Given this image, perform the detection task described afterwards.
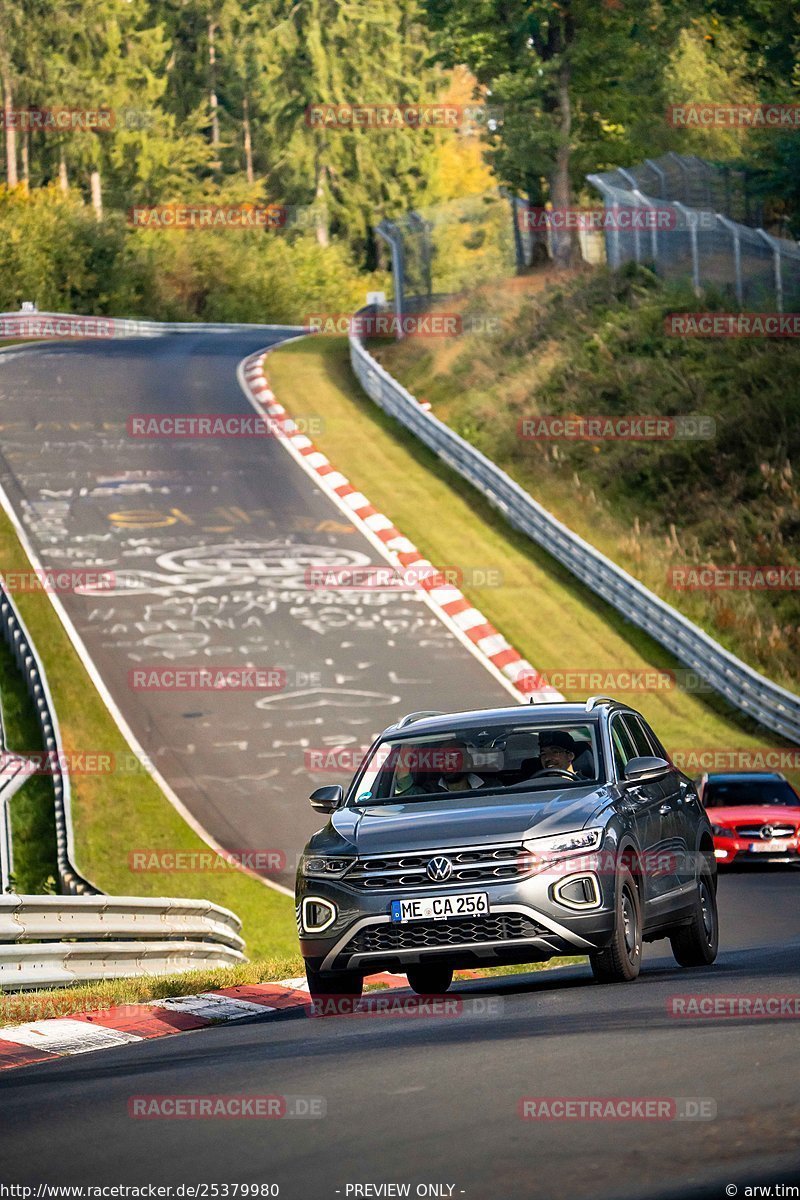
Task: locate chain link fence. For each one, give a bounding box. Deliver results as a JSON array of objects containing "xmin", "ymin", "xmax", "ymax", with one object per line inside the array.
[
  {"xmin": 587, "ymin": 153, "xmax": 800, "ymax": 311},
  {"xmin": 377, "ymin": 193, "xmax": 516, "ymax": 318}
]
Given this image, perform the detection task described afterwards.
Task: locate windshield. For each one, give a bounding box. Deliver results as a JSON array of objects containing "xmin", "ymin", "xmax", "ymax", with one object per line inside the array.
[
  {"xmin": 704, "ymin": 778, "xmax": 800, "ymax": 808},
  {"xmin": 350, "ymin": 722, "xmax": 603, "ymax": 804}
]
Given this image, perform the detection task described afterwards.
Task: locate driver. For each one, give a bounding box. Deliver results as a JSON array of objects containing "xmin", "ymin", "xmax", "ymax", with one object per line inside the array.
[
  {"xmin": 538, "ymin": 730, "xmax": 578, "ymax": 774},
  {"xmin": 517, "ymin": 730, "xmax": 580, "ymax": 782}
]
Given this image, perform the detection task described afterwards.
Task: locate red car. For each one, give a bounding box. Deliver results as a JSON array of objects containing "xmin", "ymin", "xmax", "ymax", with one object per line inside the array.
[{"xmin": 696, "ymin": 771, "xmax": 800, "ymax": 867}]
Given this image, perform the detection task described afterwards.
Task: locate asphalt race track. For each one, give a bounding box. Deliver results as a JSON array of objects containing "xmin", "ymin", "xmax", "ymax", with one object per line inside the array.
[
  {"xmin": 0, "ymin": 869, "xmax": 798, "ymax": 1197},
  {"xmin": 0, "ymin": 334, "xmax": 513, "ymax": 886},
  {"xmin": 0, "ymin": 336, "xmax": 798, "ymax": 1199}
]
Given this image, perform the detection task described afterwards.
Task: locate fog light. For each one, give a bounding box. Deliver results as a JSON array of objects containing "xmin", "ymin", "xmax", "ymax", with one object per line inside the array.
[
  {"xmin": 552, "ymin": 872, "xmax": 601, "ymax": 910},
  {"xmin": 301, "ymin": 897, "xmax": 337, "ymax": 933},
  {"xmin": 714, "ymin": 849, "xmax": 728, "ymax": 859}
]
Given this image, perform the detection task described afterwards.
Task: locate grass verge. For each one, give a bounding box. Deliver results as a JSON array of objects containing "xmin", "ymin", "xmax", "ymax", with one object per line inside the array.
[
  {"xmin": 0, "ymin": 956, "xmax": 584, "ymax": 1028},
  {"xmin": 0, "ymin": 504, "xmax": 297, "ymax": 961},
  {"xmin": 267, "ymin": 335, "xmax": 794, "ymax": 779},
  {"xmin": 375, "ymin": 266, "xmax": 800, "ymax": 690},
  {"xmin": 0, "ymin": 956, "xmax": 303, "ymax": 1025}
]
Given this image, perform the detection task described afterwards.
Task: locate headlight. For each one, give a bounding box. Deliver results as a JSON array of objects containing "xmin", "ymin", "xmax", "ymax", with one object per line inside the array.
[
  {"xmin": 523, "ymin": 828, "xmax": 603, "ymax": 858},
  {"xmin": 710, "ymin": 824, "xmax": 733, "ymax": 838},
  {"xmin": 300, "ymin": 855, "xmax": 354, "ymax": 879}
]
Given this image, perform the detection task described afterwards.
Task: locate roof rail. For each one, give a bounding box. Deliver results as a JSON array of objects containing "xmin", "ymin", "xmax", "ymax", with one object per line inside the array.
[
  {"xmin": 396, "ymin": 710, "xmax": 444, "ymax": 729},
  {"xmin": 584, "ymin": 695, "xmax": 617, "ymax": 712}
]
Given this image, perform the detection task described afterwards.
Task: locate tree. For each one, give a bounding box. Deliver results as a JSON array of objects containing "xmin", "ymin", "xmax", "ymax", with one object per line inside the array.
[
  {"xmin": 423, "ymin": 0, "xmax": 690, "ymax": 264},
  {"xmin": 245, "ymin": 0, "xmax": 443, "ymax": 263}
]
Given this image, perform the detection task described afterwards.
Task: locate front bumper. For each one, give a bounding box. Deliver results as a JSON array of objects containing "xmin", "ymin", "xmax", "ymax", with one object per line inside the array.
[
  {"xmin": 714, "ymin": 839, "xmax": 800, "ymax": 866},
  {"xmin": 297, "ymin": 861, "xmax": 617, "ymax": 975}
]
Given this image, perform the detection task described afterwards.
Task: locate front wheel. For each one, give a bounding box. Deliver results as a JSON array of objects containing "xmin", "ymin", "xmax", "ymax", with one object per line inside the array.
[
  {"xmin": 590, "ymin": 865, "xmax": 642, "ymax": 984},
  {"xmin": 406, "ymin": 965, "xmax": 454, "ymax": 995},
  {"xmin": 669, "ymin": 860, "xmax": 719, "ymax": 967},
  {"xmin": 305, "ymin": 964, "xmax": 363, "ymax": 1000}
]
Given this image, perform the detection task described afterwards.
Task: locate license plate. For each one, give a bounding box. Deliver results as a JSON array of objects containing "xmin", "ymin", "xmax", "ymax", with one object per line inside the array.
[
  {"xmin": 390, "ymin": 892, "xmax": 489, "ymax": 923},
  {"xmin": 749, "ymin": 840, "xmax": 790, "ymax": 853}
]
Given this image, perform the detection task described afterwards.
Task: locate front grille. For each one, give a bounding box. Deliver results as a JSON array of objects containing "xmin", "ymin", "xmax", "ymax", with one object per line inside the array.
[
  {"xmin": 346, "ymin": 844, "xmax": 530, "ymax": 891},
  {"xmin": 347, "ymin": 913, "xmax": 545, "ymax": 955},
  {"xmin": 734, "ymin": 824, "xmax": 797, "ymax": 839}
]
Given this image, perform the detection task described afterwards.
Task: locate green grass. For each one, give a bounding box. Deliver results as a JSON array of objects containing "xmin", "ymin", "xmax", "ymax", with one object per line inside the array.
[
  {"xmin": 375, "ymin": 265, "xmax": 800, "ymax": 691},
  {"xmin": 267, "ymin": 335, "xmax": 795, "ymax": 779},
  {"xmin": 0, "ymin": 955, "xmax": 584, "ymax": 1028},
  {"xmin": 0, "ymin": 956, "xmax": 304, "ymax": 1025},
  {"xmin": 0, "ymin": 635, "xmax": 58, "ymax": 893},
  {"xmin": 0, "ymin": 507, "xmax": 297, "ymax": 960}
]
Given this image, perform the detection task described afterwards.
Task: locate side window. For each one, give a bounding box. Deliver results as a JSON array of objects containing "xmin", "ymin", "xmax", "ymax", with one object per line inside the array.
[
  {"xmin": 621, "ymin": 714, "xmax": 654, "ymax": 759},
  {"xmin": 637, "ymin": 717, "xmax": 669, "ymax": 761},
  {"xmin": 610, "ymin": 716, "xmax": 638, "ymax": 777}
]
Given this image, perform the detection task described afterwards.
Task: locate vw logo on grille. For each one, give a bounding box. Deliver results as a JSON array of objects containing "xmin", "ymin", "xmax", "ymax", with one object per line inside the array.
[
  {"xmin": 426, "ymin": 855, "xmax": 453, "ymax": 882},
  {"xmin": 761, "ymin": 825, "xmax": 774, "ymax": 840}
]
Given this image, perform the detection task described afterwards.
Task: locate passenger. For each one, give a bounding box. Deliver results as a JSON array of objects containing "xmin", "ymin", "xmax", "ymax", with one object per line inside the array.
[{"xmin": 396, "ymin": 739, "xmax": 484, "ymax": 795}]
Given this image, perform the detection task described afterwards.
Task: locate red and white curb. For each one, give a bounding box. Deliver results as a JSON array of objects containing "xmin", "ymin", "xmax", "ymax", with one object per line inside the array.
[
  {"xmin": 239, "ymin": 352, "xmax": 564, "ymax": 703},
  {"xmin": 0, "ymin": 973, "xmax": 410, "ymax": 1071}
]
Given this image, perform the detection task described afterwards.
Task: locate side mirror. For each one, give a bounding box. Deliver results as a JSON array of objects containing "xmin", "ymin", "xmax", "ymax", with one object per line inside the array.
[
  {"xmin": 624, "ymin": 755, "xmax": 670, "ymax": 783},
  {"xmin": 309, "ymin": 784, "xmax": 344, "ymax": 813}
]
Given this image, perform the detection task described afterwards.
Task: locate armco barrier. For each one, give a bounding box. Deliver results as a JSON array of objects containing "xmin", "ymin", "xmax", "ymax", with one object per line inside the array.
[
  {"xmin": 348, "ymin": 310, "xmax": 800, "ymax": 745},
  {"xmin": 0, "ymin": 311, "xmax": 307, "ymax": 338},
  {"xmin": 0, "ymin": 579, "xmax": 96, "ymax": 895},
  {"xmin": 0, "ymin": 895, "xmax": 245, "ymax": 989}
]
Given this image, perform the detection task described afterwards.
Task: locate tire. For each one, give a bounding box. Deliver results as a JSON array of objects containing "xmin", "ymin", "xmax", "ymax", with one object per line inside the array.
[
  {"xmin": 305, "ymin": 963, "xmax": 363, "ymax": 1000},
  {"xmin": 669, "ymin": 859, "xmax": 719, "ymax": 967},
  {"xmin": 590, "ymin": 864, "xmax": 642, "ymax": 983},
  {"xmin": 405, "ymin": 965, "xmax": 454, "ymax": 995}
]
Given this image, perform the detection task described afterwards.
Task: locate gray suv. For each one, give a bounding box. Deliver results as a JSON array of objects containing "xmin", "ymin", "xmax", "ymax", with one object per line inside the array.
[{"xmin": 296, "ymin": 698, "xmax": 719, "ymax": 998}]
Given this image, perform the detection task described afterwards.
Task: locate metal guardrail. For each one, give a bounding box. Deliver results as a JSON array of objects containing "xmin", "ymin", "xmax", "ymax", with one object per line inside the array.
[
  {"xmin": 0, "ymin": 311, "xmax": 307, "ymax": 338},
  {"xmin": 348, "ymin": 312, "xmax": 800, "ymax": 745},
  {"xmin": 0, "ymin": 895, "xmax": 245, "ymax": 989},
  {"xmin": 0, "ymin": 579, "xmax": 96, "ymax": 895},
  {"xmin": 0, "ymin": 755, "xmax": 31, "ymax": 894}
]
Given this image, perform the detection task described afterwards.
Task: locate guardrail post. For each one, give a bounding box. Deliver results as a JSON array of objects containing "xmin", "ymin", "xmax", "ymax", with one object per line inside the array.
[
  {"xmin": 376, "ymin": 220, "xmax": 406, "ymax": 339},
  {"xmin": 715, "ymin": 214, "xmax": 744, "ymax": 306},
  {"xmin": 755, "ymin": 228, "xmax": 784, "ymax": 313},
  {"xmin": 673, "ymin": 203, "xmax": 701, "ymax": 295}
]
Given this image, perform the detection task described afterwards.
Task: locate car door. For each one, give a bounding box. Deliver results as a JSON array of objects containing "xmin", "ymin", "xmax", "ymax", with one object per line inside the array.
[
  {"xmin": 609, "ymin": 713, "xmax": 669, "ymax": 905},
  {"xmin": 623, "ymin": 713, "xmax": 685, "ymax": 894},
  {"xmin": 636, "ymin": 714, "xmax": 696, "ymax": 890}
]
